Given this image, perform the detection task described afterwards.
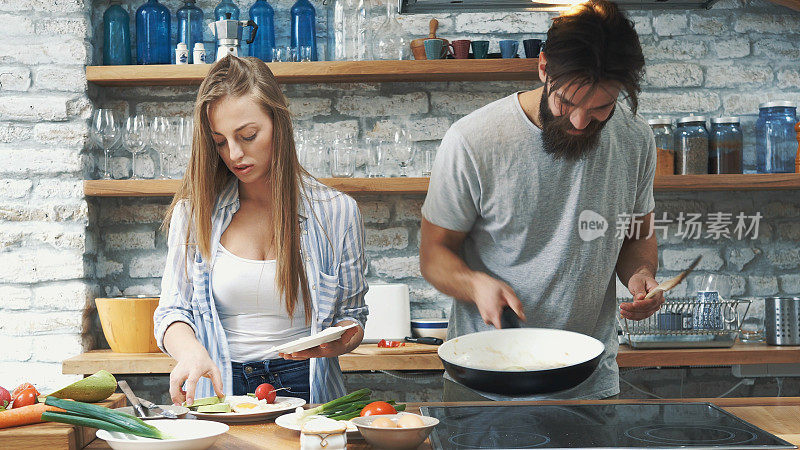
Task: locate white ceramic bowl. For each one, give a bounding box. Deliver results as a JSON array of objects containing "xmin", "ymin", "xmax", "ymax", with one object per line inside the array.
[
  {"xmin": 410, "ymin": 319, "xmax": 448, "ymax": 341},
  {"xmin": 96, "ymin": 419, "xmax": 228, "ymax": 450},
  {"xmin": 350, "ymin": 413, "xmax": 439, "ymax": 450}
]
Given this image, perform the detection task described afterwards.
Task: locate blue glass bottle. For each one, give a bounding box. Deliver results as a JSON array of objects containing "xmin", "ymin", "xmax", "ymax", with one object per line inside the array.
[
  {"xmin": 291, "ymin": 0, "xmax": 318, "ymax": 61},
  {"xmin": 103, "ymin": 1, "xmax": 132, "ymax": 65},
  {"xmin": 756, "ymin": 101, "xmax": 798, "ymax": 173},
  {"xmin": 177, "ymin": 0, "xmax": 203, "ymax": 64},
  {"xmin": 136, "ymin": 0, "xmax": 171, "ymax": 65},
  {"xmin": 215, "ymin": 0, "xmax": 240, "ymax": 20},
  {"xmin": 249, "ymin": 0, "xmax": 275, "ymax": 61}
]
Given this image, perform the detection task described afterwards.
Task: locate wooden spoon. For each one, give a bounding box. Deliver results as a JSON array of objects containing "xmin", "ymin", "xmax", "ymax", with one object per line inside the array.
[{"xmin": 643, "ymin": 255, "xmax": 702, "ymax": 300}]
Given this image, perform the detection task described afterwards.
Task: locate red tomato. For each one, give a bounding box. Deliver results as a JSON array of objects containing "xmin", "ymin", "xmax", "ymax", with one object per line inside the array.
[
  {"xmin": 255, "ymin": 383, "xmax": 277, "ymax": 404},
  {"xmin": 12, "ymin": 388, "xmax": 38, "ymax": 409},
  {"xmin": 377, "ymin": 339, "xmax": 405, "ymax": 348},
  {"xmin": 0, "ymin": 386, "xmax": 10, "ymax": 409},
  {"xmin": 360, "ymin": 401, "xmax": 397, "ymax": 417},
  {"xmin": 12, "ymin": 383, "xmax": 39, "ymax": 398}
]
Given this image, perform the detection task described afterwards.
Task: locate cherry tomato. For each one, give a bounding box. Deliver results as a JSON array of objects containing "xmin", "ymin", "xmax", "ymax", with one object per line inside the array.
[
  {"xmin": 12, "ymin": 383, "xmax": 39, "ymax": 398},
  {"xmin": 377, "ymin": 339, "xmax": 405, "ymax": 348},
  {"xmin": 0, "ymin": 386, "xmax": 10, "ymax": 409},
  {"xmin": 360, "ymin": 401, "xmax": 397, "ymax": 417},
  {"xmin": 255, "ymin": 383, "xmax": 277, "ymax": 404},
  {"xmin": 12, "ymin": 388, "xmax": 38, "ymax": 409}
]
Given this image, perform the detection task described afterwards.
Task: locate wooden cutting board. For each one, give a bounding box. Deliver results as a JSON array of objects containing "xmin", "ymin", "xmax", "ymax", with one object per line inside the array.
[
  {"xmin": 351, "ymin": 343, "xmax": 439, "ymax": 355},
  {"xmin": 0, "ymin": 393, "xmax": 125, "ymax": 449}
]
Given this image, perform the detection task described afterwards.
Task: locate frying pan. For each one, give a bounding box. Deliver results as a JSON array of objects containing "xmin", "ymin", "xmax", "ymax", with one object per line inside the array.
[{"xmin": 438, "ymin": 328, "xmax": 605, "ymax": 396}]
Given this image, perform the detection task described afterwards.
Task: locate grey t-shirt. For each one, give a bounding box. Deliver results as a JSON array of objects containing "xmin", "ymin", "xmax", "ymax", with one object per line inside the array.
[{"xmin": 421, "ymin": 92, "xmax": 656, "ymax": 400}]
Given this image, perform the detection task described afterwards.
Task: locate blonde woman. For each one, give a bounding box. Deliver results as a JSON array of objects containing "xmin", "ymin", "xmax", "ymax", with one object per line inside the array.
[{"xmin": 154, "ymin": 56, "xmax": 368, "ymax": 406}]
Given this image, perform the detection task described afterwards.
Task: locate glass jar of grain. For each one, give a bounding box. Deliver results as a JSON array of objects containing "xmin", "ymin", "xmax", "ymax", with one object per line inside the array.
[
  {"xmin": 674, "ymin": 115, "xmax": 709, "ymax": 174},
  {"xmin": 709, "ymin": 117, "xmax": 743, "ymax": 174},
  {"xmin": 648, "ymin": 117, "xmax": 675, "ymax": 175}
]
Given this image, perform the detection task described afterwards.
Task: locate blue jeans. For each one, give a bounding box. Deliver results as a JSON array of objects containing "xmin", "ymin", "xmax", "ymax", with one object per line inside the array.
[{"xmin": 231, "ymin": 358, "xmax": 310, "ymax": 403}]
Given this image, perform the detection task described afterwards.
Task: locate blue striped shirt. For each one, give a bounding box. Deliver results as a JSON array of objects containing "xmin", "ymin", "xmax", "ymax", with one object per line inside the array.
[{"xmin": 154, "ymin": 176, "xmax": 369, "ymax": 403}]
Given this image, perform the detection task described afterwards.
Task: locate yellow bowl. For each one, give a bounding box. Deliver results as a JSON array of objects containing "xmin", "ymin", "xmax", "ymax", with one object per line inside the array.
[{"xmin": 95, "ymin": 297, "xmax": 160, "ymax": 353}]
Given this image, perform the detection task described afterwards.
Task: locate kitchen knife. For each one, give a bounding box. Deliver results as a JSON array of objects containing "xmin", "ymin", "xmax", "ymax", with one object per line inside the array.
[
  {"xmin": 117, "ymin": 380, "xmax": 148, "ymax": 419},
  {"xmin": 138, "ymin": 397, "xmax": 178, "ymax": 419},
  {"xmin": 405, "ymin": 336, "xmax": 443, "ymax": 345}
]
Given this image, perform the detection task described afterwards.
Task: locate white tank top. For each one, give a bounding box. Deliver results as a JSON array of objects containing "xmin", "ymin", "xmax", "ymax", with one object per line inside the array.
[{"xmin": 212, "ymin": 244, "xmax": 310, "ymax": 363}]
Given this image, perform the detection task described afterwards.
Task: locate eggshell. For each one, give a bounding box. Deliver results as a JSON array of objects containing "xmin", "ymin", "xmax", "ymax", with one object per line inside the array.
[{"xmin": 396, "ymin": 414, "xmax": 425, "ymax": 428}]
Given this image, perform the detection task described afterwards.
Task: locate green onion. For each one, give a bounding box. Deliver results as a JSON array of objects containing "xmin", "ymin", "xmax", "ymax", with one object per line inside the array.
[
  {"xmin": 44, "ymin": 397, "xmax": 168, "ymax": 439},
  {"xmin": 299, "ymin": 389, "xmax": 371, "ymax": 420}
]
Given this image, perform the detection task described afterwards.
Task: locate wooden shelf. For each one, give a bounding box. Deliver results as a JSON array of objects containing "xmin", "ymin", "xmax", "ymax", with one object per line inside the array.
[
  {"xmin": 62, "ymin": 342, "xmax": 800, "ymax": 375},
  {"xmin": 83, "ymin": 178, "xmax": 430, "ymax": 197},
  {"xmin": 84, "ymin": 174, "xmax": 800, "ymax": 197},
  {"xmin": 86, "ymin": 59, "xmax": 540, "ymax": 86}
]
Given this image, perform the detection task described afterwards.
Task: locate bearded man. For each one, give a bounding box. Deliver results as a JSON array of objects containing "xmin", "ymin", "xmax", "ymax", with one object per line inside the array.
[{"xmin": 420, "ymin": 0, "xmax": 665, "ymax": 401}]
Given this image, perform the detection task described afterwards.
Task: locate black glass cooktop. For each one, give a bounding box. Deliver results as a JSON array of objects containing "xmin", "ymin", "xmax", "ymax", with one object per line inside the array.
[{"xmin": 419, "ymin": 403, "xmax": 795, "ymax": 449}]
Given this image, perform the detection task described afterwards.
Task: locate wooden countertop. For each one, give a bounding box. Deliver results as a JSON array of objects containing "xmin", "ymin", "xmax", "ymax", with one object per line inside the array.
[
  {"xmin": 85, "ymin": 397, "xmax": 800, "ymax": 449},
  {"xmin": 63, "ymin": 342, "xmax": 800, "ymax": 375}
]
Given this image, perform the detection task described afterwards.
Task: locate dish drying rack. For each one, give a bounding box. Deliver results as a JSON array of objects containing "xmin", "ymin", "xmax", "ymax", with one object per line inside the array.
[{"xmin": 618, "ymin": 297, "xmax": 751, "ymax": 349}]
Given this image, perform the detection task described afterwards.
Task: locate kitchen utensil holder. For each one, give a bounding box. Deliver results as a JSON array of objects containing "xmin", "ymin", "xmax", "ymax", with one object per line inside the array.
[
  {"xmin": 618, "ymin": 297, "xmax": 750, "ymax": 349},
  {"xmin": 765, "ymin": 296, "xmax": 800, "ymax": 346}
]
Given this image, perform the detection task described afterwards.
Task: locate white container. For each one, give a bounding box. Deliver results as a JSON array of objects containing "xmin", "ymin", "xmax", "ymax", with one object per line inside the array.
[
  {"xmin": 301, "ymin": 418, "xmax": 347, "ymax": 450},
  {"xmin": 175, "ymin": 42, "xmax": 189, "ymax": 65},
  {"xmin": 362, "ymin": 283, "xmax": 411, "ymax": 343},
  {"xmin": 193, "ymin": 42, "xmax": 207, "ymax": 64},
  {"xmin": 411, "ymin": 318, "xmax": 448, "ymax": 341}
]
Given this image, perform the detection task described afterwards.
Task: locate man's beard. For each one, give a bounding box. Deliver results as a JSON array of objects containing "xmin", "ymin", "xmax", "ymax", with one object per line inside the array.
[{"xmin": 539, "ymin": 86, "xmax": 614, "ymax": 161}]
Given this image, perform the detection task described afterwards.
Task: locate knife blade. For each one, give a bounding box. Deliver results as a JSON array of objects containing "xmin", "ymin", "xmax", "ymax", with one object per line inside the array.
[
  {"xmin": 117, "ymin": 380, "xmax": 148, "ymax": 419},
  {"xmin": 138, "ymin": 397, "xmax": 178, "ymax": 419}
]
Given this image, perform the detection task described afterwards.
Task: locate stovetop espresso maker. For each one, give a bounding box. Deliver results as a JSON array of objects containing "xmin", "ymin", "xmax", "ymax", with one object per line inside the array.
[{"xmin": 208, "ymin": 13, "xmax": 258, "ymax": 62}]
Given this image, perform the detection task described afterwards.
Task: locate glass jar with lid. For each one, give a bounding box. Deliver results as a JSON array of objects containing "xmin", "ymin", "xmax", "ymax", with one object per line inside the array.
[
  {"xmin": 755, "ymin": 101, "xmax": 797, "ymax": 174},
  {"xmin": 674, "ymin": 115, "xmax": 709, "ymax": 175},
  {"xmin": 648, "ymin": 117, "xmax": 675, "ymax": 175},
  {"xmin": 709, "ymin": 117, "xmax": 743, "ymax": 174}
]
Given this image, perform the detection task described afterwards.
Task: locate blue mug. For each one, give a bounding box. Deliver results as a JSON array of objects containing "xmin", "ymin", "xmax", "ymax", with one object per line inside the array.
[
  {"xmin": 499, "ymin": 40, "xmax": 519, "ymax": 59},
  {"xmin": 693, "ymin": 291, "xmax": 723, "ymax": 330}
]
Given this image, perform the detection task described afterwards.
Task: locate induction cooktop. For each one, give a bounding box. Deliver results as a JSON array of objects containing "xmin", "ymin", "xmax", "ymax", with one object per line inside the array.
[{"xmin": 419, "ymin": 403, "xmax": 795, "ymax": 449}]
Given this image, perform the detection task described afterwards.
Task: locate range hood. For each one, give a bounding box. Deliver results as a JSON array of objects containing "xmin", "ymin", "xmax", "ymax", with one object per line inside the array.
[{"xmin": 399, "ymin": 0, "xmax": 720, "ymax": 13}]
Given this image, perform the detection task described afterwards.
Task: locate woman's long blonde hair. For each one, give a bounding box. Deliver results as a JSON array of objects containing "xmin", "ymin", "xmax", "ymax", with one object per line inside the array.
[{"xmin": 163, "ymin": 55, "xmax": 312, "ymax": 323}]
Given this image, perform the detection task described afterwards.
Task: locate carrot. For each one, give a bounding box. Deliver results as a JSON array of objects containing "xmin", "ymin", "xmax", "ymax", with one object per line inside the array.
[{"xmin": 0, "ymin": 403, "xmax": 63, "ymax": 429}]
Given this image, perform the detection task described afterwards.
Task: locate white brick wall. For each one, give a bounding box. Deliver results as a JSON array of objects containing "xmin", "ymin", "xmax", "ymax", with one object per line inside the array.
[{"xmin": 0, "ymin": 1, "xmax": 90, "ymax": 392}]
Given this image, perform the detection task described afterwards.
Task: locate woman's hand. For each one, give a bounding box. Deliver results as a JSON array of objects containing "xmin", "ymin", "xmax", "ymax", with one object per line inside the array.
[
  {"xmin": 280, "ymin": 322, "xmax": 363, "ymax": 360},
  {"xmin": 164, "ymin": 322, "xmax": 225, "ymax": 406}
]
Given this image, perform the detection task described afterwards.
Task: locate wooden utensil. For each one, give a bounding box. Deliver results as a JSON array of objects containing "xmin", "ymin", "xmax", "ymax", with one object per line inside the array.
[
  {"xmin": 643, "ymin": 255, "xmax": 702, "ymax": 300},
  {"xmin": 410, "ymin": 18, "xmax": 449, "ymax": 60}
]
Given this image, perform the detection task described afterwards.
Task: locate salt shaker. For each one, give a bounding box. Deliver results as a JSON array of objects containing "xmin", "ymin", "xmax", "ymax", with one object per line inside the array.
[
  {"xmin": 175, "ymin": 42, "xmax": 189, "ymax": 65},
  {"xmin": 193, "ymin": 42, "xmax": 207, "ymax": 64},
  {"xmin": 300, "ymin": 418, "xmax": 347, "ymax": 450}
]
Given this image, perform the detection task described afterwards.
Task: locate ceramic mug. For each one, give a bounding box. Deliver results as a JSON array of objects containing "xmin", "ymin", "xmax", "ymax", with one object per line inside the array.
[
  {"xmin": 523, "ymin": 39, "xmax": 542, "ymax": 58},
  {"xmin": 471, "ymin": 40, "xmax": 489, "ymax": 59},
  {"xmin": 423, "ymin": 38, "xmax": 452, "ymax": 60},
  {"xmin": 452, "ymin": 39, "xmax": 471, "ymax": 59},
  {"xmin": 499, "ymin": 40, "xmax": 519, "ymax": 59}
]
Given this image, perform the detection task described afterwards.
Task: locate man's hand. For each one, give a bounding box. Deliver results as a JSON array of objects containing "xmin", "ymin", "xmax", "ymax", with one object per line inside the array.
[
  {"xmin": 471, "ymin": 272, "xmax": 526, "ymax": 329},
  {"xmin": 620, "ymin": 270, "xmax": 665, "ymax": 320},
  {"xmin": 280, "ymin": 325, "xmax": 360, "ymax": 360}
]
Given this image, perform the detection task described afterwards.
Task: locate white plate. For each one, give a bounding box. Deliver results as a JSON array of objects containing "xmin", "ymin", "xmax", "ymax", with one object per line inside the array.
[
  {"xmin": 275, "ymin": 411, "xmax": 360, "ymax": 434},
  {"xmin": 190, "ymin": 396, "xmax": 306, "ymax": 423},
  {"xmin": 115, "ymin": 405, "xmax": 189, "ymax": 420},
  {"xmin": 267, "ymin": 323, "xmax": 358, "ymax": 354},
  {"xmin": 96, "ymin": 419, "xmax": 228, "ymax": 450}
]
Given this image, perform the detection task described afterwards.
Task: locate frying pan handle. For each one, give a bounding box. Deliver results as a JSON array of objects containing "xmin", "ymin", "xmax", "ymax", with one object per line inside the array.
[{"xmin": 500, "ymin": 307, "xmax": 521, "ymax": 329}]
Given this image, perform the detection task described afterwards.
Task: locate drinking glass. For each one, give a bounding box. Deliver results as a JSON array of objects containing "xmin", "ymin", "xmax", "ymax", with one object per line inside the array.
[
  {"xmin": 150, "ymin": 116, "xmax": 171, "ymax": 179},
  {"xmin": 694, "ymin": 273, "xmax": 732, "ymax": 300},
  {"xmin": 422, "ymin": 148, "xmax": 435, "ymax": 177},
  {"xmin": 392, "ymin": 128, "xmax": 415, "ymax": 177},
  {"xmin": 331, "ymin": 134, "xmax": 355, "ymax": 177},
  {"xmin": 365, "ymin": 137, "xmax": 383, "ymax": 178},
  {"xmin": 123, "ymin": 114, "xmax": 149, "ymax": 179},
  {"xmin": 178, "ymin": 116, "xmax": 194, "ymax": 175},
  {"xmin": 91, "ymin": 108, "xmax": 120, "ymax": 180},
  {"xmin": 165, "ymin": 117, "xmax": 182, "ymax": 178},
  {"xmin": 272, "ymin": 46, "xmax": 285, "ymax": 62},
  {"xmin": 299, "ymin": 45, "xmax": 312, "ymax": 62}
]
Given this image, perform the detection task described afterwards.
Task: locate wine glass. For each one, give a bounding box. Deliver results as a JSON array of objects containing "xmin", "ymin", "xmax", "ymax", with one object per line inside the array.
[
  {"xmin": 150, "ymin": 116, "xmax": 171, "ymax": 179},
  {"xmin": 91, "ymin": 108, "xmax": 119, "ymax": 180},
  {"xmin": 392, "ymin": 128, "xmax": 416, "ymax": 177},
  {"xmin": 123, "ymin": 114, "xmax": 149, "ymax": 179},
  {"xmin": 165, "ymin": 117, "xmax": 182, "ymax": 178},
  {"xmin": 365, "ymin": 136, "xmax": 383, "ymax": 178},
  {"xmin": 178, "ymin": 116, "xmax": 194, "ymax": 176}
]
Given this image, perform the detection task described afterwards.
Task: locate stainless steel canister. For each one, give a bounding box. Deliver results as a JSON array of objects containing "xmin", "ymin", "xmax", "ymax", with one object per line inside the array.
[{"xmin": 764, "ymin": 296, "xmax": 800, "ymax": 346}]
